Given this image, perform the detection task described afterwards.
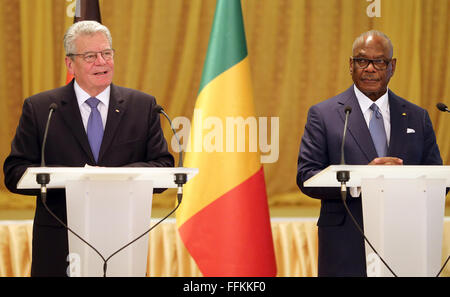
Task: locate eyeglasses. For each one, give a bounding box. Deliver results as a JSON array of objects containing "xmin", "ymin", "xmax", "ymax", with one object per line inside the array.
[
  {"xmin": 67, "ymin": 49, "xmax": 115, "ymax": 63},
  {"xmin": 352, "ymin": 57, "xmax": 392, "ymax": 70}
]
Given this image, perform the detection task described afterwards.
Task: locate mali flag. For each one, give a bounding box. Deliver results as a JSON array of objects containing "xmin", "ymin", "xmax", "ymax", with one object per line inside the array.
[
  {"xmin": 65, "ymin": 0, "xmax": 102, "ymax": 84},
  {"xmin": 176, "ymin": 0, "xmax": 277, "ymax": 277}
]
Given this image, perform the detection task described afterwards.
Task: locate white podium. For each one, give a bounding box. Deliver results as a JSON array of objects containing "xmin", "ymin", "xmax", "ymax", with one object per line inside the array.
[
  {"xmin": 17, "ymin": 166, "xmax": 198, "ymax": 277},
  {"xmin": 304, "ymin": 165, "xmax": 450, "ymax": 277}
]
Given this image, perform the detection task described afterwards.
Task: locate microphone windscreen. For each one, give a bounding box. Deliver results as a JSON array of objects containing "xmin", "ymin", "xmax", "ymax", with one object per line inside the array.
[
  {"xmin": 49, "ymin": 103, "xmax": 58, "ymax": 111},
  {"xmin": 155, "ymin": 104, "xmax": 164, "ymax": 113},
  {"xmin": 344, "ymin": 106, "xmax": 352, "ymax": 114},
  {"xmin": 436, "ymin": 102, "xmax": 448, "ymax": 112}
]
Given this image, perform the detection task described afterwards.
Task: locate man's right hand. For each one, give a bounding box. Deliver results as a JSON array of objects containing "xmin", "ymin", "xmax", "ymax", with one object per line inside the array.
[{"xmin": 369, "ymin": 157, "xmax": 403, "ymax": 165}]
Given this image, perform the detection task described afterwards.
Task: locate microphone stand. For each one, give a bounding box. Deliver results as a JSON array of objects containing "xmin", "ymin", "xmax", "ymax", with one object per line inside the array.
[
  {"xmin": 336, "ymin": 106, "xmax": 351, "ymax": 195},
  {"xmin": 36, "ymin": 104, "xmax": 57, "ymax": 203},
  {"xmin": 36, "ymin": 103, "xmax": 187, "ymax": 277},
  {"xmin": 101, "ymin": 105, "xmax": 188, "ymax": 276},
  {"xmin": 36, "ymin": 103, "xmax": 109, "ymax": 276},
  {"xmin": 156, "ymin": 105, "xmax": 187, "ymax": 203},
  {"xmin": 336, "ymin": 106, "xmax": 397, "ymax": 277}
]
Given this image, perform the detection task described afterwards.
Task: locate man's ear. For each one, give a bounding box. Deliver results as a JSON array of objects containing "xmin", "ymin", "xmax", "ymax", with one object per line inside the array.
[
  {"xmin": 390, "ymin": 58, "xmax": 397, "ymax": 77},
  {"xmin": 349, "ymin": 57, "xmax": 354, "ymax": 75},
  {"xmin": 65, "ymin": 56, "xmax": 75, "ymax": 75}
]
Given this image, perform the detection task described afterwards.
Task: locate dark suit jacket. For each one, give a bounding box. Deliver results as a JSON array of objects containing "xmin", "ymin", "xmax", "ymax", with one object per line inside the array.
[
  {"xmin": 296, "ymin": 85, "xmax": 443, "ymax": 276},
  {"xmin": 3, "ymin": 80, "xmax": 174, "ymax": 276}
]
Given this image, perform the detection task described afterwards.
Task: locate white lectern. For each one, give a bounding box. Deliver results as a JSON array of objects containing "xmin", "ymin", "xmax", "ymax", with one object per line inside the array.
[
  {"xmin": 304, "ymin": 165, "xmax": 450, "ymax": 277},
  {"xmin": 17, "ymin": 166, "xmax": 198, "ymax": 277}
]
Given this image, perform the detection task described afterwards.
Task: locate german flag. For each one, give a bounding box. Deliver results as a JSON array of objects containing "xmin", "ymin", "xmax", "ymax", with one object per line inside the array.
[
  {"xmin": 176, "ymin": 0, "xmax": 277, "ymax": 277},
  {"xmin": 65, "ymin": 0, "xmax": 102, "ymax": 84}
]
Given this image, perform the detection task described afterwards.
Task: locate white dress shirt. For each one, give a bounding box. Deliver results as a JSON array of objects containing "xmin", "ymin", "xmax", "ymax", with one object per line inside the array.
[
  {"xmin": 74, "ymin": 80, "xmax": 110, "ymax": 131},
  {"xmin": 350, "ymin": 85, "xmax": 391, "ymax": 198},
  {"xmin": 353, "ymin": 84, "xmax": 391, "ymax": 144}
]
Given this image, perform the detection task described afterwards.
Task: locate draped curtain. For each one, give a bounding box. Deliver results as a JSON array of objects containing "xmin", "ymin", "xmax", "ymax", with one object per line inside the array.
[
  {"xmin": 1, "ymin": 219, "xmax": 450, "ymax": 277},
  {"xmin": 0, "ymin": 220, "xmax": 320, "ymax": 277},
  {"xmin": 0, "ymin": 0, "xmax": 449, "ymax": 211}
]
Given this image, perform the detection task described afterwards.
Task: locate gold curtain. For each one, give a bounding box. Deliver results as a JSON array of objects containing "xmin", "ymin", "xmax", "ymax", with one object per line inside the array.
[
  {"xmin": 0, "ymin": 0, "xmax": 449, "ymax": 211},
  {"xmin": 0, "ymin": 220, "xmax": 319, "ymax": 277},
  {"xmin": 1, "ymin": 219, "xmax": 450, "ymax": 277}
]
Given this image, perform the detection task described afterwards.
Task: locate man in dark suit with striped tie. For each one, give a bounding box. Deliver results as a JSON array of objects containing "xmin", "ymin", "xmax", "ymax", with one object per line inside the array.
[
  {"xmin": 296, "ymin": 30, "xmax": 443, "ymax": 276},
  {"xmin": 3, "ymin": 21, "xmax": 174, "ymax": 276}
]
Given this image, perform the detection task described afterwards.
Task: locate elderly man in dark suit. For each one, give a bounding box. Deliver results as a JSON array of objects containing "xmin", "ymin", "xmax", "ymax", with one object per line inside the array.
[
  {"xmin": 3, "ymin": 21, "xmax": 174, "ymax": 276},
  {"xmin": 296, "ymin": 30, "xmax": 443, "ymax": 276}
]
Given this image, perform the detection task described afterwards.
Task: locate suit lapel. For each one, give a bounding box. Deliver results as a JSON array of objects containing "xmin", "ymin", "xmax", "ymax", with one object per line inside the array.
[
  {"xmin": 98, "ymin": 83, "xmax": 126, "ymax": 163},
  {"xmin": 58, "ymin": 81, "xmax": 94, "ymax": 162},
  {"xmin": 337, "ymin": 86, "xmax": 378, "ymax": 163},
  {"xmin": 386, "ymin": 90, "xmax": 408, "ymax": 157}
]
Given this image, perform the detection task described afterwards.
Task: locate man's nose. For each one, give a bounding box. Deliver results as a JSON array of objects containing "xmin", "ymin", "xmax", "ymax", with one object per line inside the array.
[
  {"xmin": 364, "ymin": 61, "xmax": 377, "ymax": 72},
  {"xmin": 94, "ymin": 52, "xmax": 107, "ymax": 65}
]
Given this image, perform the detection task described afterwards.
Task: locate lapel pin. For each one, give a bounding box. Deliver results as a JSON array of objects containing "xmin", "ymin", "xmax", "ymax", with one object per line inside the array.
[
  {"xmin": 115, "ymin": 109, "xmax": 120, "ymax": 113},
  {"xmin": 402, "ymin": 113, "xmax": 406, "ymax": 116}
]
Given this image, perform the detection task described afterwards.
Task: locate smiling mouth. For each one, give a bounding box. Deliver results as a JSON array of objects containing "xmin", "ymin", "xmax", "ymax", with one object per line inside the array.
[{"xmin": 93, "ymin": 71, "xmax": 108, "ymax": 76}]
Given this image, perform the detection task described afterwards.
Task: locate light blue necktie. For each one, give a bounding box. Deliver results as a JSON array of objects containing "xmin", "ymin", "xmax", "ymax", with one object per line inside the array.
[
  {"xmin": 86, "ymin": 97, "xmax": 104, "ymax": 162},
  {"xmin": 369, "ymin": 103, "xmax": 388, "ymax": 157}
]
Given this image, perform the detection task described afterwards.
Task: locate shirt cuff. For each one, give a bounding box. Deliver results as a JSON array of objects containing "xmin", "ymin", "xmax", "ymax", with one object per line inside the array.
[{"xmin": 349, "ymin": 186, "xmax": 361, "ymax": 198}]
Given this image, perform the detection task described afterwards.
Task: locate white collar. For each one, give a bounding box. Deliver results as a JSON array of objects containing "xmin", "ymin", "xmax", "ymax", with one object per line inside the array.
[
  {"xmin": 353, "ymin": 84, "xmax": 389, "ymax": 114},
  {"xmin": 74, "ymin": 80, "xmax": 110, "ymax": 107}
]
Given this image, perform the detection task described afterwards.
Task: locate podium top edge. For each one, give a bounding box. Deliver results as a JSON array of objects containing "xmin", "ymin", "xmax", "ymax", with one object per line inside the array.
[
  {"xmin": 328, "ymin": 165, "xmax": 450, "ymax": 170},
  {"xmin": 304, "ymin": 165, "xmax": 450, "ymax": 187},
  {"xmin": 17, "ymin": 167, "xmax": 199, "ymax": 189},
  {"xmin": 24, "ymin": 166, "xmax": 198, "ymax": 173}
]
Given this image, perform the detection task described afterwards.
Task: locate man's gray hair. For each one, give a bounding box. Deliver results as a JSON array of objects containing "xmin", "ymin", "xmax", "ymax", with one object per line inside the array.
[
  {"xmin": 64, "ymin": 20, "xmax": 112, "ymax": 55},
  {"xmin": 352, "ymin": 30, "xmax": 394, "ymax": 58}
]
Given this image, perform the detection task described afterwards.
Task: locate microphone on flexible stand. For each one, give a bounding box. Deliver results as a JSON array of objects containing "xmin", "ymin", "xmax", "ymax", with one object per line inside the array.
[
  {"xmin": 336, "ymin": 105, "xmax": 397, "ymax": 277},
  {"xmin": 34, "ymin": 103, "xmax": 189, "ymax": 277},
  {"xmin": 434, "ymin": 102, "xmax": 450, "ymax": 276},
  {"xmin": 336, "ymin": 106, "xmax": 352, "ymax": 193},
  {"xmin": 436, "ymin": 102, "xmax": 449, "ymax": 113},
  {"xmin": 64, "ymin": 104, "xmax": 189, "ymax": 276},
  {"xmin": 155, "ymin": 104, "xmax": 187, "ymax": 203},
  {"xmin": 35, "ymin": 103, "xmax": 108, "ymax": 276},
  {"xmin": 99, "ymin": 105, "xmax": 189, "ymax": 277},
  {"xmin": 36, "ymin": 103, "xmax": 58, "ymax": 204}
]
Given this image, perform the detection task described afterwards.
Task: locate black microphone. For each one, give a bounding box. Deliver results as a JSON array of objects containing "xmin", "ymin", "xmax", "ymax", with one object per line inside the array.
[
  {"xmin": 34, "ymin": 103, "xmax": 110, "ymax": 276},
  {"xmin": 56, "ymin": 104, "xmax": 189, "ymax": 276},
  {"xmin": 335, "ymin": 105, "xmax": 398, "ymax": 276},
  {"xmin": 35, "ymin": 103, "xmax": 186, "ymax": 277},
  {"xmin": 101, "ymin": 106, "xmax": 188, "ymax": 276},
  {"xmin": 36, "ymin": 103, "xmax": 58, "ymax": 203},
  {"xmin": 436, "ymin": 102, "xmax": 449, "ymax": 113},
  {"xmin": 155, "ymin": 104, "xmax": 187, "ymax": 203},
  {"xmin": 336, "ymin": 106, "xmax": 352, "ymax": 191}
]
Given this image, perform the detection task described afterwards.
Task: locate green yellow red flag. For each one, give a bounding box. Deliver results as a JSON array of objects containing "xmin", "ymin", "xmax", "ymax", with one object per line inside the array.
[{"xmin": 176, "ymin": 0, "xmax": 277, "ymax": 277}]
